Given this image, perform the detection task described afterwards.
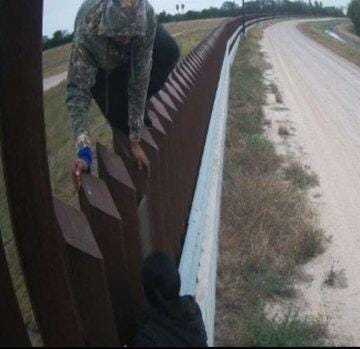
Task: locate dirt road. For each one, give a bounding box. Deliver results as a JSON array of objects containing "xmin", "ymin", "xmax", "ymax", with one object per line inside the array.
[{"xmin": 261, "ymin": 19, "xmax": 360, "ymax": 345}]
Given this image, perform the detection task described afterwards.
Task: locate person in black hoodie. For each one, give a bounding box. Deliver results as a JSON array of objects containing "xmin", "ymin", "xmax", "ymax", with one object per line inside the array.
[{"xmin": 131, "ymin": 253, "xmax": 208, "ymax": 347}]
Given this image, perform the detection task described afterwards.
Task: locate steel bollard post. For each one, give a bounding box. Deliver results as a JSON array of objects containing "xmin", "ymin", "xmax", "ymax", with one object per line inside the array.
[
  {"xmin": 79, "ymin": 174, "xmax": 136, "ymax": 343},
  {"xmin": 54, "ymin": 198, "xmax": 120, "ymax": 346}
]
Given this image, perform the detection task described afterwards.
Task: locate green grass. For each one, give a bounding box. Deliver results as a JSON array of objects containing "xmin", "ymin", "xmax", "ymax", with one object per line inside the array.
[
  {"xmin": 246, "ymin": 310, "xmax": 327, "ymax": 347},
  {"xmin": 44, "ymin": 82, "xmax": 112, "ymax": 207},
  {"xmin": 242, "ymin": 264, "xmax": 295, "ymax": 298}
]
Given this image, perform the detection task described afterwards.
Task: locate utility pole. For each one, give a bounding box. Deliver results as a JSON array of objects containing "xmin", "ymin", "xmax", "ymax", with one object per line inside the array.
[{"xmin": 176, "ymin": 4, "xmax": 179, "ymax": 21}]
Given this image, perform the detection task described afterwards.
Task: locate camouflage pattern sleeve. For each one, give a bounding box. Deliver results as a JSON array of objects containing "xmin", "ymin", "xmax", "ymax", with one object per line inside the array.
[
  {"xmin": 127, "ymin": 18, "xmax": 157, "ymax": 142},
  {"xmin": 66, "ymin": 40, "xmax": 98, "ymax": 150}
]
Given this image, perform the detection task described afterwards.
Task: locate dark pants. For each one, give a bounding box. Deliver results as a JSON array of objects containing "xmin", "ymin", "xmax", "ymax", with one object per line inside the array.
[{"xmin": 91, "ymin": 25, "xmax": 180, "ymax": 134}]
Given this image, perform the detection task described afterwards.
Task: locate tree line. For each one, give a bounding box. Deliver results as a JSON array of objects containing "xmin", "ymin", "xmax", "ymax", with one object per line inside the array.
[
  {"xmin": 157, "ymin": 0, "xmax": 344, "ymax": 23},
  {"xmin": 348, "ymin": 0, "xmax": 360, "ymax": 34},
  {"xmin": 42, "ymin": 30, "xmax": 73, "ymax": 51},
  {"xmin": 43, "ymin": 0, "xmax": 344, "ymax": 51}
]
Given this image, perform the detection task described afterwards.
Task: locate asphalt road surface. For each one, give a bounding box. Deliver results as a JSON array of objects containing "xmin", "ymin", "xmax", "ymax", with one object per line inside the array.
[
  {"xmin": 262, "ymin": 19, "xmax": 360, "ymax": 346},
  {"xmin": 43, "ymin": 71, "xmax": 67, "ymax": 92}
]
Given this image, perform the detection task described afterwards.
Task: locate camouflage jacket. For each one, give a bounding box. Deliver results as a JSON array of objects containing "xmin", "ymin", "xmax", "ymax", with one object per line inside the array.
[{"xmin": 66, "ymin": 0, "xmax": 157, "ymax": 149}]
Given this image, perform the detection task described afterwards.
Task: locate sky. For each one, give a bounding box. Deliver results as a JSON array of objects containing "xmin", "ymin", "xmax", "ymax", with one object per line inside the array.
[{"xmin": 43, "ymin": 0, "xmax": 350, "ymax": 37}]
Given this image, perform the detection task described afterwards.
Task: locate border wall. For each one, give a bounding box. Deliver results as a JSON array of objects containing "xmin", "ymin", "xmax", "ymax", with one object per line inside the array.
[{"xmin": 0, "ymin": 2, "xmax": 278, "ymax": 346}]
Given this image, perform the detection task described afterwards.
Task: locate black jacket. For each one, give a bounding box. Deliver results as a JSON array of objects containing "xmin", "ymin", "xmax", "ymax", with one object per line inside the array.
[{"xmin": 131, "ymin": 296, "xmax": 208, "ymax": 347}]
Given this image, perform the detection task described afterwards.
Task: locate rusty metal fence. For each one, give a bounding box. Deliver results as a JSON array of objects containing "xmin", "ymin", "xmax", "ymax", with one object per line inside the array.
[{"xmin": 0, "ymin": 1, "xmax": 276, "ymax": 346}]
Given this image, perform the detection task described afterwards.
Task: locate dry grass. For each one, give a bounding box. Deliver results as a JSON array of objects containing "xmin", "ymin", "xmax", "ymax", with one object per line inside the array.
[
  {"xmin": 278, "ymin": 124, "xmax": 290, "ymax": 136},
  {"xmin": 175, "ymin": 27, "xmax": 218, "ymax": 57},
  {"xmin": 215, "ymin": 23, "xmax": 325, "ymax": 346},
  {"xmin": 285, "ymin": 161, "xmax": 320, "ymax": 190},
  {"xmin": 299, "ymin": 20, "xmax": 360, "ymax": 67},
  {"xmin": 271, "ymin": 82, "xmax": 283, "ymax": 103},
  {"xmin": 42, "ymin": 43, "xmax": 72, "ymax": 78},
  {"xmin": 165, "ymin": 18, "xmax": 226, "ymax": 57},
  {"xmin": 164, "ymin": 17, "xmax": 225, "ymax": 35}
]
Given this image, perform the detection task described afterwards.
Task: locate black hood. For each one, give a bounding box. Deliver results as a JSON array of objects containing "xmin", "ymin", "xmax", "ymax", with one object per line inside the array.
[{"xmin": 131, "ymin": 295, "xmax": 208, "ymax": 347}]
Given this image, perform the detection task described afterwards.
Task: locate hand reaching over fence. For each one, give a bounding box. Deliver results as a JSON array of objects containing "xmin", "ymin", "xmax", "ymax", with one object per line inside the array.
[
  {"xmin": 71, "ymin": 157, "xmax": 90, "ymax": 190},
  {"xmin": 130, "ymin": 141, "xmax": 150, "ymax": 175}
]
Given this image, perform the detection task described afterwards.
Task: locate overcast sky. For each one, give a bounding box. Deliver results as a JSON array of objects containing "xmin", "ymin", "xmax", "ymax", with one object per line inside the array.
[{"xmin": 43, "ymin": 0, "xmax": 350, "ymax": 37}]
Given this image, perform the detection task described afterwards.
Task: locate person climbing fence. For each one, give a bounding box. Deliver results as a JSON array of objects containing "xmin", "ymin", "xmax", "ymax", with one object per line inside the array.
[{"xmin": 67, "ymin": 0, "xmax": 180, "ymax": 189}]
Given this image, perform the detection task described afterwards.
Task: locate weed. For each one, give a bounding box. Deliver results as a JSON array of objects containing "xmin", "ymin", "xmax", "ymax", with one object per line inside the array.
[
  {"xmin": 263, "ymin": 118, "xmax": 272, "ymax": 126},
  {"xmin": 246, "ymin": 310, "xmax": 327, "ymax": 347},
  {"xmin": 242, "ymin": 264, "xmax": 295, "ymax": 298},
  {"xmin": 285, "ymin": 161, "xmax": 319, "ymax": 190},
  {"xmin": 323, "ymin": 264, "xmax": 348, "ymax": 289},
  {"xmin": 324, "ymin": 264, "xmax": 337, "ymax": 287},
  {"xmin": 271, "ymin": 82, "xmax": 283, "ymax": 103},
  {"xmin": 313, "ymin": 192, "xmax": 322, "ymax": 199},
  {"xmin": 278, "ymin": 125, "xmax": 290, "ymax": 136}
]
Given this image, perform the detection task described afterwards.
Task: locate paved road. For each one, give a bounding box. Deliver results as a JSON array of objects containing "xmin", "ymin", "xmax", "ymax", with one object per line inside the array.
[
  {"xmin": 262, "ymin": 19, "xmax": 360, "ymax": 345},
  {"xmin": 43, "ymin": 71, "xmax": 67, "ymax": 92}
]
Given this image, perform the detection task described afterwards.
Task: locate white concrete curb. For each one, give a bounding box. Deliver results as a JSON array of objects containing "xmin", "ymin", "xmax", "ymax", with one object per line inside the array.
[{"xmin": 178, "ymin": 22, "xmax": 245, "ymax": 346}]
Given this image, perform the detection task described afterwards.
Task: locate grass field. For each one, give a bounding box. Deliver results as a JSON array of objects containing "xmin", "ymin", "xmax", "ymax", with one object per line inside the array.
[
  {"xmin": 42, "ymin": 43, "xmax": 72, "ymax": 78},
  {"xmin": 215, "ymin": 23, "xmax": 326, "ymax": 346},
  {"xmin": 299, "ymin": 19, "xmax": 360, "ymax": 67},
  {"xmin": 0, "ymin": 17, "xmax": 225, "ymax": 344}
]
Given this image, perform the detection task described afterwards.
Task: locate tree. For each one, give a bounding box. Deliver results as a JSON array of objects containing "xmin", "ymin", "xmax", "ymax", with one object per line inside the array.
[
  {"xmin": 42, "ymin": 30, "xmax": 73, "ymax": 51},
  {"xmin": 53, "ymin": 30, "xmax": 65, "ymax": 42},
  {"xmin": 158, "ymin": 11, "xmax": 167, "ymax": 23},
  {"xmin": 221, "ymin": 1, "xmax": 239, "ymax": 11},
  {"xmin": 348, "ymin": 0, "xmax": 360, "ymax": 34}
]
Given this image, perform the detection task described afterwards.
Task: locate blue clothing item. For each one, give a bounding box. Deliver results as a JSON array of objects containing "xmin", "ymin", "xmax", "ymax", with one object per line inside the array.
[{"xmin": 77, "ymin": 146, "xmax": 93, "ymax": 169}]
